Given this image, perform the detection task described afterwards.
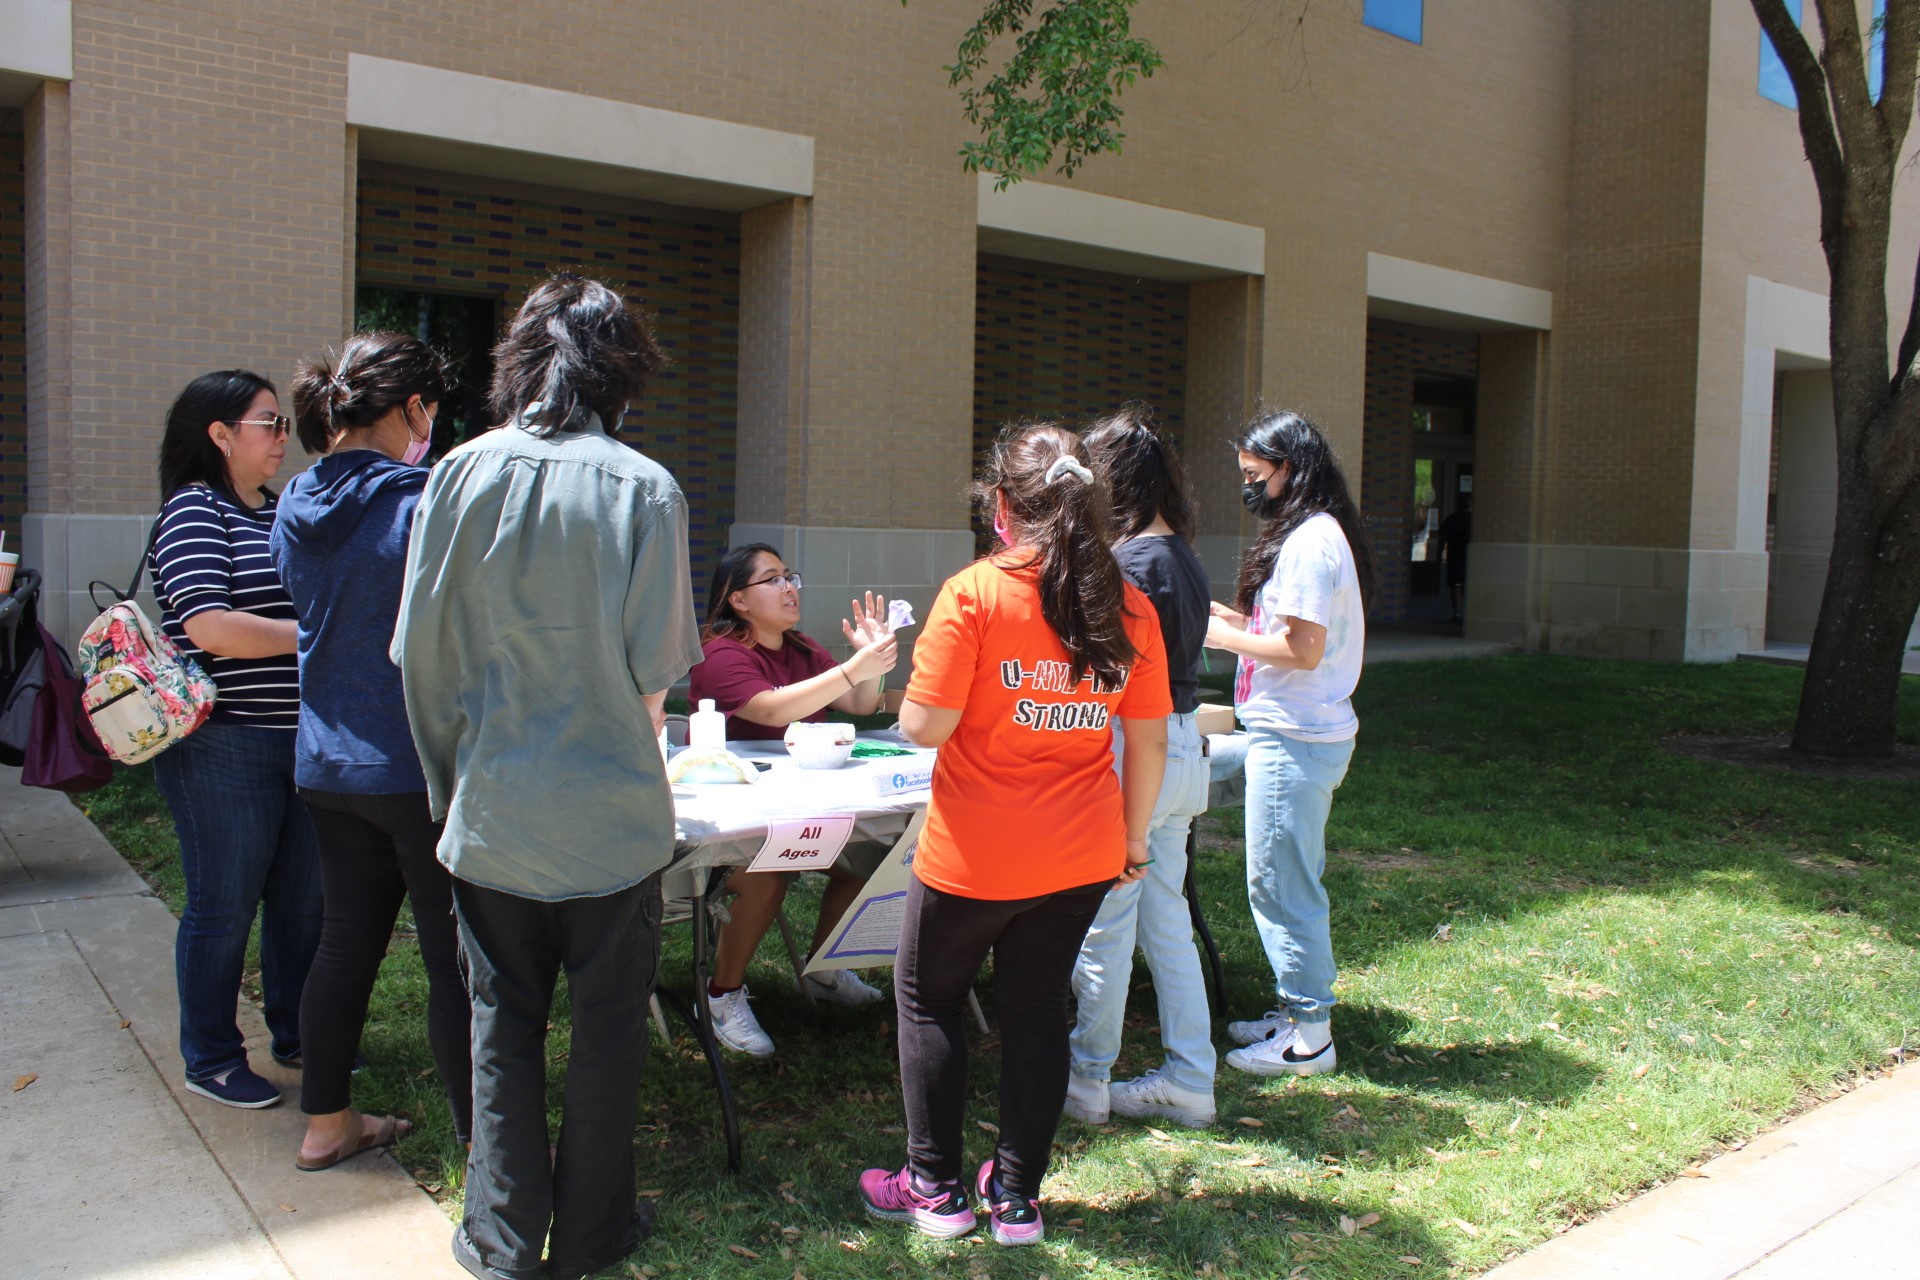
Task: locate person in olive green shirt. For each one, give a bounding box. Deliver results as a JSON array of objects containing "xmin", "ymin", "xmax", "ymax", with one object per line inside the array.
[{"xmin": 394, "ymin": 274, "xmax": 702, "ymax": 1280}]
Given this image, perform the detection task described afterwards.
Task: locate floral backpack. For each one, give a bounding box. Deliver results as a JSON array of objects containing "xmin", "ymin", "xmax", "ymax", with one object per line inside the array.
[{"xmin": 75, "ymin": 519, "xmax": 217, "ymax": 765}]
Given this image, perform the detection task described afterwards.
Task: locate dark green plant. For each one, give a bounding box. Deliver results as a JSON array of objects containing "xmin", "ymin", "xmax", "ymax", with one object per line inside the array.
[{"xmin": 933, "ymin": 0, "xmax": 1164, "ymax": 187}]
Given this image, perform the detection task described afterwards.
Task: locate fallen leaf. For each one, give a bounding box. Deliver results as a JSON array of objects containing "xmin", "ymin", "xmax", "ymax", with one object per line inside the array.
[
  {"xmin": 1527, "ymin": 1157, "xmax": 1544, "ymax": 1171},
  {"xmin": 1632, "ymin": 1064, "xmax": 1650, "ymax": 1079},
  {"xmin": 1453, "ymin": 1219, "xmax": 1480, "ymax": 1237},
  {"xmin": 1147, "ymin": 1127, "xmax": 1173, "ymax": 1141},
  {"xmin": 637, "ymin": 1188, "xmax": 665, "ymax": 1198},
  {"xmin": 1236, "ymin": 1116, "xmax": 1264, "ymax": 1128},
  {"xmin": 276, "ymin": 1203, "xmax": 296, "ymax": 1213},
  {"xmin": 976, "ymin": 1120, "xmax": 1000, "ymax": 1134},
  {"xmin": 119, "ymin": 1020, "xmax": 131, "ymax": 1030},
  {"xmin": 1340, "ymin": 1215, "xmax": 1358, "ymax": 1236},
  {"xmin": 1356, "ymin": 1212, "xmax": 1381, "ymax": 1230},
  {"xmin": 1679, "ymin": 1169, "xmax": 1707, "ymax": 1179},
  {"xmin": 11, "ymin": 1075, "xmax": 35, "ymax": 1092},
  {"xmin": 727, "ymin": 1245, "xmax": 762, "ymax": 1260},
  {"xmin": 1398, "ymin": 1256, "xmax": 1425, "ymax": 1266}
]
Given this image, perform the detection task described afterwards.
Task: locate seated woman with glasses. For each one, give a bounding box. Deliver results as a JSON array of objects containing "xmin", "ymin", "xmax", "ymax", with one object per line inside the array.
[{"xmin": 688, "ymin": 542, "xmax": 899, "ymax": 1057}]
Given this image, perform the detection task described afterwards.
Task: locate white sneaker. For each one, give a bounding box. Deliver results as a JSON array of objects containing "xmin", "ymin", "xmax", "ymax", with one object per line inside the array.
[
  {"xmin": 1228, "ymin": 1009, "xmax": 1288, "ymax": 1046},
  {"xmin": 1109, "ymin": 1070, "xmax": 1216, "ymax": 1128},
  {"xmin": 1224, "ymin": 1024, "xmax": 1336, "ymax": 1077},
  {"xmin": 707, "ymin": 985, "xmax": 775, "ymax": 1058},
  {"xmin": 799, "ymin": 967, "xmax": 887, "ymax": 1006},
  {"xmin": 1062, "ymin": 1075, "xmax": 1110, "ymax": 1124}
]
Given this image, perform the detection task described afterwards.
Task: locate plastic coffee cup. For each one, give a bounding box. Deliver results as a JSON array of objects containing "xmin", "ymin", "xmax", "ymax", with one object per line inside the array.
[{"xmin": 0, "ymin": 552, "xmax": 17, "ymax": 594}]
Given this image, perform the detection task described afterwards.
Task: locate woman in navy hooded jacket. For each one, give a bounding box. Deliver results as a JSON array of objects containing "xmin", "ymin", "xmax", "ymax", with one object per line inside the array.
[{"xmin": 269, "ymin": 332, "xmax": 471, "ymax": 1171}]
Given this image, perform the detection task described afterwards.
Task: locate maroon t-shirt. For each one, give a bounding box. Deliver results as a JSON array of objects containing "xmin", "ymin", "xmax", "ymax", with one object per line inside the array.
[{"xmin": 688, "ymin": 632, "xmax": 838, "ymax": 741}]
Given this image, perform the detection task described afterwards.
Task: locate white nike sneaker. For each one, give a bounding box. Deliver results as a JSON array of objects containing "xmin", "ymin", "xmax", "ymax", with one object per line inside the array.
[
  {"xmin": 1062, "ymin": 1075, "xmax": 1110, "ymax": 1124},
  {"xmin": 799, "ymin": 967, "xmax": 887, "ymax": 1006},
  {"xmin": 1227, "ymin": 1010, "xmax": 1287, "ymax": 1046},
  {"xmin": 1109, "ymin": 1070, "xmax": 1216, "ymax": 1128},
  {"xmin": 1224, "ymin": 1024, "xmax": 1336, "ymax": 1077},
  {"xmin": 707, "ymin": 985, "xmax": 776, "ymax": 1058}
]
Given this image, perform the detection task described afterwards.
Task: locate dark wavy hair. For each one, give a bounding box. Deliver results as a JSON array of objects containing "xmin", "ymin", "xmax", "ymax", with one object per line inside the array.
[
  {"xmin": 976, "ymin": 422, "xmax": 1137, "ymax": 689},
  {"xmin": 1082, "ymin": 401, "xmax": 1197, "ymax": 544},
  {"xmin": 489, "ymin": 272, "xmax": 666, "ymax": 437},
  {"xmin": 290, "ymin": 331, "xmax": 450, "ymax": 455},
  {"xmin": 700, "ymin": 542, "xmax": 822, "ymax": 654},
  {"xmin": 157, "ymin": 369, "xmax": 277, "ymax": 502},
  {"xmin": 1233, "ymin": 409, "xmax": 1377, "ymax": 613}
]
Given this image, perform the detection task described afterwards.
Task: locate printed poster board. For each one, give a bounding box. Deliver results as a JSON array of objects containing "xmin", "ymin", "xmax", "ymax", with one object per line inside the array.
[{"xmin": 802, "ymin": 809, "xmax": 925, "ymax": 974}]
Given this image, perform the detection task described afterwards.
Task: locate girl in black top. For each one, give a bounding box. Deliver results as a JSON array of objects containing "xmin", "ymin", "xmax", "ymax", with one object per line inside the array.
[{"xmin": 1065, "ymin": 404, "xmax": 1219, "ymax": 1129}]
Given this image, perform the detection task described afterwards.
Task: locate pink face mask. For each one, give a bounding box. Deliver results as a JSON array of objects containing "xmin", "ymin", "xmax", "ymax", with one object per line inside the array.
[
  {"xmin": 402, "ymin": 407, "xmax": 432, "ymax": 466},
  {"xmin": 993, "ymin": 509, "xmax": 1011, "ymax": 545}
]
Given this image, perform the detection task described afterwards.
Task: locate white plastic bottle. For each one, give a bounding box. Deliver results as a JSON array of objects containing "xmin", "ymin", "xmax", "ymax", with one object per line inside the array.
[{"xmin": 688, "ymin": 698, "xmax": 727, "ymax": 752}]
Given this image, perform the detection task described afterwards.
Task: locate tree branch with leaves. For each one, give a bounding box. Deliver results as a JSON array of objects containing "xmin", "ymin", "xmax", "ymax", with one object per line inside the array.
[{"xmin": 931, "ymin": 0, "xmax": 1164, "ymax": 188}]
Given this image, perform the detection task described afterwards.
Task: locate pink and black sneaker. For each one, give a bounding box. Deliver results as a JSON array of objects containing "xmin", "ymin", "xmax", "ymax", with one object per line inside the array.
[
  {"xmin": 857, "ymin": 1166, "xmax": 976, "ymax": 1239},
  {"xmin": 975, "ymin": 1160, "xmax": 1045, "ymax": 1246}
]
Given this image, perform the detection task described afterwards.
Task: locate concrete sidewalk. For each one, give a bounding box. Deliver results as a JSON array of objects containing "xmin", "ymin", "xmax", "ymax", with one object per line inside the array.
[
  {"xmin": 0, "ymin": 767, "xmax": 465, "ymax": 1280},
  {"xmin": 1484, "ymin": 1059, "xmax": 1920, "ymax": 1280}
]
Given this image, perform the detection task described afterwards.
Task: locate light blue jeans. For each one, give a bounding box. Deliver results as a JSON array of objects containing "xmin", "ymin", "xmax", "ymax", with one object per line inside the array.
[
  {"xmin": 1244, "ymin": 727, "xmax": 1354, "ymax": 1024},
  {"xmin": 1069, "ymin": 712, "xmax": 1217, "ymax": 1094}
]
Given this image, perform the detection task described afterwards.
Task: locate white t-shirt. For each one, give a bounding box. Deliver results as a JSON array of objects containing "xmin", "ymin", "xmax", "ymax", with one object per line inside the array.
[{"xmin": 1233, "ymin": 512, "xmax": 1365, "ymax": 741}]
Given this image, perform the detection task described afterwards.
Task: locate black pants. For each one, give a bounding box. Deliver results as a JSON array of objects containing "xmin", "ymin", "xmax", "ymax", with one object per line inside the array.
[
  {"xmin": 453, "ymin": 872, "xmax": 663, "ymax": 1279},
  {"xmin": 297, "ymin": 789, "xmax": 471, "ymax": 1142},
  {"xmin": 894, "ymin": 873, "xmax": 1109, "ymax": 1199}
]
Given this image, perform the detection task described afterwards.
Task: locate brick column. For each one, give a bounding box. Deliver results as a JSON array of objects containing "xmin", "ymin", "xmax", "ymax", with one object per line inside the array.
[{"xmin": 1184, "ymin": 275, "xmax": 1263, "ymax": 600}]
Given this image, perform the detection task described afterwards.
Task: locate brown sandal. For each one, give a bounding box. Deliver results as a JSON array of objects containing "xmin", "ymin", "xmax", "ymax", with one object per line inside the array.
[{"xmin": 295, "ymin": 1112, "xmax": 412, "ymax": 1172}]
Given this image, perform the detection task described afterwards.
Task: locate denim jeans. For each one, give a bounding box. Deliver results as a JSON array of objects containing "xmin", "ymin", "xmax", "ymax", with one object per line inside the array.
[
  {"xmin": 1070, "ymin": 712, "xmax": 1217, "ymax": 1093},
  {"xmin": 297, "ymin": 789, "xmax": 471, "ymax": 1142},
  {"xmin": 1244, "ymin": 728, "xmax": 1354, "ymax": 1023},
  {"xmin": 453, "ymin": 872, "xmax": 663, "ymax": 1279},
  {"xmin": 153, "ymin": 721, "xmax": 323, "ymax": 1081},
  {"xmin": 895, "ymin": 873, "xmax": 1108, "ymax": 1200}
]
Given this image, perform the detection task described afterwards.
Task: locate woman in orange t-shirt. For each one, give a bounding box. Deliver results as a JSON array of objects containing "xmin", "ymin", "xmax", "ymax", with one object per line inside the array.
[{"xmin": 857, "ymin": 424, "xmax": 1172, "ymax": 1247}]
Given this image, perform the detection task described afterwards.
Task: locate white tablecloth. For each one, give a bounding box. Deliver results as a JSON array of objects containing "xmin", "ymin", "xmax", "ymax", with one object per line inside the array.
[{"xmin": 663, "ymin": 733, "xmax": 933, "ymax": 899}]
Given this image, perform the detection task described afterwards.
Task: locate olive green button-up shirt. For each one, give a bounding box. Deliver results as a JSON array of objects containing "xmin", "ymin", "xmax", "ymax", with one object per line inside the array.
[{"xmin": 393, "ymin": 418, "xmax": 703, "ymax": 901}]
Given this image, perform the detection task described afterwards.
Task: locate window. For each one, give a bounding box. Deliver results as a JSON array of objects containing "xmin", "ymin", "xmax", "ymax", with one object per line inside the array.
[
  {"xmin": 1759, "ymin": 0, "xmax": 1803, "ymax": 108},
  {"xmin": 1870, "ymin": 0, "xmax": 1888, "ymax": 103},
  {"xmin": 1363, "ymin": 0, "xmax": 1423, "ymax": 46}
]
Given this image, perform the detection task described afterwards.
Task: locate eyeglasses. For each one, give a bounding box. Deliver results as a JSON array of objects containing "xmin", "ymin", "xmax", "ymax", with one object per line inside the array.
[
  {"xmin": 233, "ymin": 415, "xmax": 293, "ymax": 439},
  {"xmin": 746, "ymin": 572, "xmax": 803, "ymax": 592}
]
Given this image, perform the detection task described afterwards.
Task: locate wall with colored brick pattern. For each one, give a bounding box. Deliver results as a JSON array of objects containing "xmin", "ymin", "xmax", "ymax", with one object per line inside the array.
[{"xmin": 355, "ymin": 172, "xmax": 740, "ymax": 594}]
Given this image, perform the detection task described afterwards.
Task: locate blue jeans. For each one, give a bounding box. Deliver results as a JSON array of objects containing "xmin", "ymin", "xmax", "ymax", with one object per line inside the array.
[
  {"xmin": 1244, "ymin": 728, "xmax": 1354, "ymax": 1024},
  {"xmin": 154, "ymin": 722, "xmax": 323, "ymax": 1080},
  {"xmin": 1069, "ymin": 712, "xmax": 1217, "ymax": 1093}
]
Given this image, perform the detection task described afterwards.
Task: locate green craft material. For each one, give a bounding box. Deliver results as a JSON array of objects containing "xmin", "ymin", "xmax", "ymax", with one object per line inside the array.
[{"xmin": 849, "ymin": 742, "xmax": 914, "ymax": 758}]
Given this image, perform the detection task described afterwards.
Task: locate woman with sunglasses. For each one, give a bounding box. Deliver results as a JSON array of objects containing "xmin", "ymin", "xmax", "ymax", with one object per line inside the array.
[
  {"xmin": 688, "ymin": 543, "xmax": 899, "ymax": 1058},
  {"xmin": 149, "ymin": 370, "xmax": 321, "ymax": 1110}
]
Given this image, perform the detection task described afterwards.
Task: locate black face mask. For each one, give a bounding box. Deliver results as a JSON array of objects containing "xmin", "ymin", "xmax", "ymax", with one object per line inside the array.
[{"xmin": 1242, "ymin": 477, "xmax": 1282, "ymax": 520}]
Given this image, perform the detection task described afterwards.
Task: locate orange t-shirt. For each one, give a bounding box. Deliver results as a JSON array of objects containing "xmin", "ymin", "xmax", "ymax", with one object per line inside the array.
[{"xmin": 905, "ymin": 556, "xmax": 1174, "ymax": 900}]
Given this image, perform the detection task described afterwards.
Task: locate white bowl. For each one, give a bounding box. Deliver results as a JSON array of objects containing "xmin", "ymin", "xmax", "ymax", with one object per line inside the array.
[{"xmin": 784, "ymin": 722, "xmax": 856, "ymax": 770}]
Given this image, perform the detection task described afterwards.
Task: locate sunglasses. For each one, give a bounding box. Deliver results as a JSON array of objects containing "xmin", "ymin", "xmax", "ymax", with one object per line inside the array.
[{"xmin": 232, "ymin": 415, "xmax": 293, "ymax": 439}]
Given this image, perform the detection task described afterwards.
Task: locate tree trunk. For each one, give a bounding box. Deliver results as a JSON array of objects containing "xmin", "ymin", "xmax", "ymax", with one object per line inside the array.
[{"xmin": 1792, "ymin": 474, "xmax": 1920, "ymax": 757}]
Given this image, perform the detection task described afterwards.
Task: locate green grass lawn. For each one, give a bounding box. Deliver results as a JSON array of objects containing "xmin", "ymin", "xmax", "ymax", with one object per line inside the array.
[{"xmin": 77, "ymin": 657, "xmax": 1920, "ymax": 1278}]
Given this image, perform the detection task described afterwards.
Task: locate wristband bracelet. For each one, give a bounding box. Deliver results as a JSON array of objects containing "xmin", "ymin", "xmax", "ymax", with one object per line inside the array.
[{"xmin": 839, "ymin": 664, "xmax": 854, "ymax": 691}]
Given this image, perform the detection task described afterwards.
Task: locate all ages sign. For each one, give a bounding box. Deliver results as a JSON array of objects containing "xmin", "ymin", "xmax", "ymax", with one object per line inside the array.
[{"xmin": 747, "ymin": 815, "xmax": 855, "ymax": 872}]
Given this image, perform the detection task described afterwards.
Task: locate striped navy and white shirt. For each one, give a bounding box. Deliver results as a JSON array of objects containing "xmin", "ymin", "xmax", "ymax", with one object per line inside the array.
[{"xmin": 149, "ymin": 483, "xmax": 301, "ymax": 730}]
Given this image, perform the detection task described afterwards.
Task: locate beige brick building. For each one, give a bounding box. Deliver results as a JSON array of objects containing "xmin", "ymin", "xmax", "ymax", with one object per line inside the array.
[{"xmin": 3, "ymin": 0, "xmax": 1915, "ymax": 661}]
